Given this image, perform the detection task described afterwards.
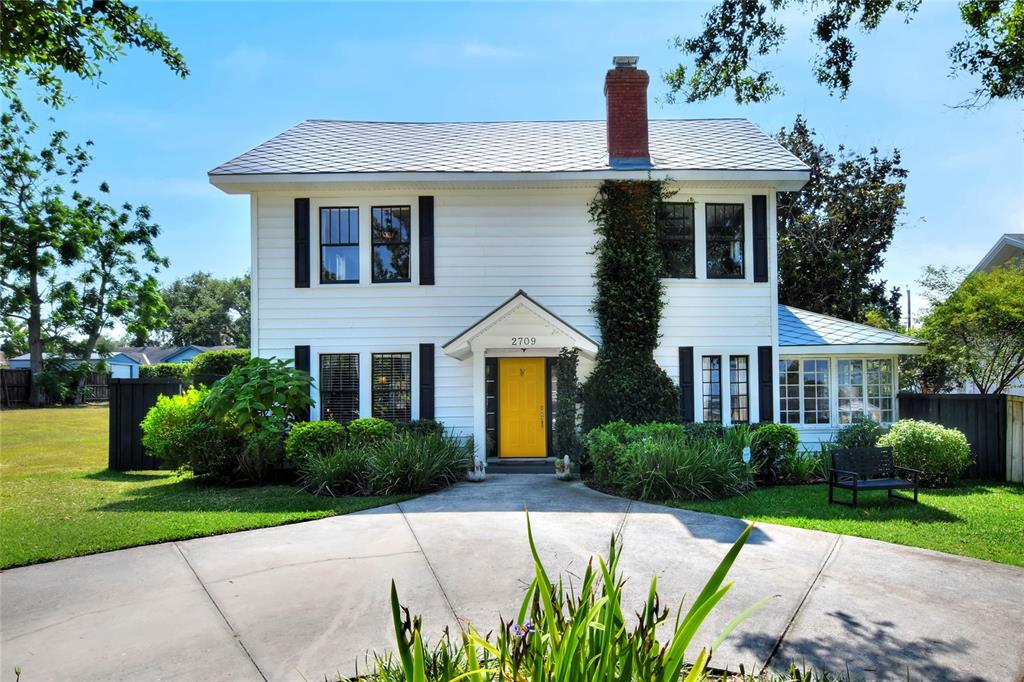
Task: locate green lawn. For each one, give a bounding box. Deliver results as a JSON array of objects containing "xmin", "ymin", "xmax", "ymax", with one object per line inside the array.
[
  {"xmin": 0, "ymin": 405, "xmax": 408, "ymax": 569},
  {"xmin": 670, "ymin": 482, "xmax": 1024, "ymax": 567}
]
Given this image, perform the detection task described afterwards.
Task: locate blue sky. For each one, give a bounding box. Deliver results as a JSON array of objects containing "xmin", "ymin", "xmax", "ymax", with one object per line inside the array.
[{"xmin": 32, "ymin": 1, "xmax": 1023, "ymax": 316}]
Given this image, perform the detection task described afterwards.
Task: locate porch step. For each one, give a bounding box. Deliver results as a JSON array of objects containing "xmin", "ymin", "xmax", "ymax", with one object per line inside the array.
[{"xmin": 486, "ymin": 457, "xmax": 555, "ymax": 474}]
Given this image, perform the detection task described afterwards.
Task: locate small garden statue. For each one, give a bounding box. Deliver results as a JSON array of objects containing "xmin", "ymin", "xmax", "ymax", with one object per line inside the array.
[
  {"xmin": 555, "ymin": 455, "xmax": 573, "ymax": 481},
  {"xmin": 467, "ymin": 458, "xmax": 487, "ymax": 482}
]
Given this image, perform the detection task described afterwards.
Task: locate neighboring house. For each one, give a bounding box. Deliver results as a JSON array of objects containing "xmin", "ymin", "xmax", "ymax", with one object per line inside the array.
[
  {"xmin": 8, "ymin": 352, "xmax": 138, "ymax": 379},
  {"xmin": 115, "ymin": 345, "xmax": 236, "ymax": 377},
  {"xmin": 965, "ymin": 233, "xmax": 1024, "ymax": 396},
  {"xmin": 209, "ymin": 56, "xmax": 925, "ymax": 463},
  {"xmin": 974, "ymin": 233, "xmax": 1024, "ymax": 273}
]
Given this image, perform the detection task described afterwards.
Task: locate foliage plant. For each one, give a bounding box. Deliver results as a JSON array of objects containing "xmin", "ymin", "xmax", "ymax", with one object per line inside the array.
[
  {"xmin": 299, "ymin": 446, "xmax": 370, "ymax": 497},
  {"xmin": 663, "ymin": 0, "xmax": 1022, "ymax": 107},
  {"xmin": 363, "ymin": 432, "xmax": 472, "ymax": 495},
  {"xmin": 834, "ymin": 418, "xmax": 886, "ymax": 449},
  {"xmin": 774, "ymin": 116, "xmax": 906, "ymax": 326},
  {"xmin": 395, "ymin": 419, "xmax": 445, "ymax": 438},
  {"xmin": 750, "ymin": 423, "xmax": 800, "ymax": 483},
  {"xmin": 877, "ymin": 419, "xmax": 972, "ymax": 486},
  {"xmin": 203, "ymin": 357, "xmax": 312, "ymax": 436},
  {"xmin": 348, "ymin": 417, "xmax": 397, "ymax": 446},
  {"xmin": 553, "ymin": 347, "xmax": 583, "ymax": 462},
  {"xmin": 376, "ymin": 513, "xmax": 768, "ymax": 682},
  {"xmin": 189, "ymin": 348, "xmax": 251, "ymax": 383},
  {"xmin": 285, "ymin": 420, "xmax": 347, "ymax": 464},
  {"xmin": 140, "ymin": 386, "xmax": 210, "ymax": 469},
  {"xmin": 140, "ymin": 362, "xmax": 192, "ymax": 379},
  {"xmin": 583, "ymin": 421, "xmax": 754, "ymax": 501},
  {"xmin": 179, "ymin": 416, "xmax": 246, "ymax": 484},
  {"xmin": 582, "ymin": 180, "xmax": 680, "ymax": 430},
  {"xmin": 238, "ymin": 430, "xmax": 286, "ymax": 484},
  {"xmin": 918, "ymin": 262, "xmax": 1024, "ymax": 394}
]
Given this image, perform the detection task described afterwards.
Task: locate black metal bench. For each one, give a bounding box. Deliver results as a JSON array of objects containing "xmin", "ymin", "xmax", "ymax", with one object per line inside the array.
[{"xmin": 829, "ymin": 447, "xmax": 921, "ymax": 507}]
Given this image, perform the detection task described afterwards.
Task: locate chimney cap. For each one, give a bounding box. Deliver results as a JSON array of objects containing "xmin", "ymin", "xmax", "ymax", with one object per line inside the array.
[{"xmin": 612, "ymin": 56, "xmax": 639, "ymax": 68}]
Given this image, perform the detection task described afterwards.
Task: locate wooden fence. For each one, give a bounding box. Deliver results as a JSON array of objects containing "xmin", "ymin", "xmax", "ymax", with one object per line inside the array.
[
  {"xmin": 898, "ymin": 393, "xmax": 1024, "ymax": 481},
  {"xmin": 109, "ymin": 378, "xmax": 186, "ymax": 470},
  {"xmin": 0, "ymin": 369, "xmax": 31, "ymax": 405}
]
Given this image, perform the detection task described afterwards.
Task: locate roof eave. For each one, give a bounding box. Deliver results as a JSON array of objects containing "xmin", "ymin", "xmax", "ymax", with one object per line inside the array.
[
  {"xmin": 779, "ymin": 343, "xmax": 927, "ymax": 356},
  {"xmin": 208, "ymin": 169, "xmax": 810, "ymax": 194}
]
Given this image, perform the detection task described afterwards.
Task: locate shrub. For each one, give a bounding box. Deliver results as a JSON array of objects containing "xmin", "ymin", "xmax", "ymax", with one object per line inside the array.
[
  {"xmin": 204, "ymin": 357, "xmax": 313, "ymax": 435},
  {"xmin": 835, "ymin": 418, "xmax": 887, "ymax": 448},
  {"xmin": 347, "ymin": 417, "xmax": 395, "ymax": 446},
  {"xmin": 140, "ymin": 386, "xmax": 210, "ymax": 469},
  {"xmin": 298, "ymin": 445, "xmax": 369, "ymax": 496},
  {"xmin": 189, "ymin": 348, "xmax": 250, "ymax": 383},
  {"xmin": 779, "ymin": 448, "xmax": 828, "ymax": 482},
  {"xmin": 364, "ymin": 431, "xmax": 472, "ymax": 495},
  {"xmin": 878, "ymin": 419, "xmax": 972, "ymax": 486},
  {"xmin": 581, "ymin": 359, "xmax": 680, "ymax": 431},
  {"xmin": 582, "ymin": 421, "xmax": 753, "ymax": 500},
  {"xmin": 375, "ymin": 513, "xmax": 763, "ymax": 682},
  {"xmin": 239, "ymin": 430, "xmax": 285, "ymax": 484},
  {"xmin": 394, "ymin": 419, "xmax": 443, "ymax": 438},
  {"xmin": 140, "ymin": 362, "xmax": 191, "ymax": 380},
  {"xmin": 182, "ymin": 416, "xmax": 245, "ymax": 484},
  {"xmin": 285, "ymin": 420, "xmax": 347, "ymax": 464},
  {"xmin": 682, "ymin": 422, "xmax": 727, "ymax": 441},
  {"xmin": 750, "ymin": 423, "xmax": 800, "ymax": 482}
]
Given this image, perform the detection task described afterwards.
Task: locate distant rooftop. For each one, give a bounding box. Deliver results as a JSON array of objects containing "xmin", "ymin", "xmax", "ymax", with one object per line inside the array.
[
  {"xmin": 778, "ymin": 305, "xmax": 924, "ymax": 347},
  {"xmin": 209, "ymin": 119, "xmax": 810, "ymax": 176}
]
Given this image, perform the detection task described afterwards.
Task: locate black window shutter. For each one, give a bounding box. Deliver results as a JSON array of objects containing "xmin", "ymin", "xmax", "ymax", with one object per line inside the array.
[
  {"xmin": 679, "ymin": 347, "xmax": 694, "ymax": 423},
  {"xmin": 419, "ymin": 343, "xmax": 435, "ymax": 420},
  {"xmin": 295, "ymin": 198, "xmax": 311, "ymax": 288},
  {"xmin": 294, "ymin": 345, "xmax": 311, "ymax": 421},
  {"xmin": 752, "ymin": 195, "xmax": 768, "ymax": 283},
  {"xmin": 419, "ymin": 196, "xmax": 435, "ymax": 285},
  {"xmin": 758, "ymin": 345, "xmax": 773, "ymax": 423}
]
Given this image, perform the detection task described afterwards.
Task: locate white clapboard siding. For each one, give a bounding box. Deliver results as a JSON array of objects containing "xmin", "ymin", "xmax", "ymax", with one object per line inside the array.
[{"xmin": 253, "ymin": 185, "xmax": 777, "ymax": 435}]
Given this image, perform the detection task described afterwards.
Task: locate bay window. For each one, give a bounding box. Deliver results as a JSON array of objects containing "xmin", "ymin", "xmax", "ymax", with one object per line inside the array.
[
  {"xmin": 778, "ymin": 358, "xmax": 830, "ymax": 425},
  {"xmin": 839, "ymin": 358, "xmax": 894, "ymax": 424}
]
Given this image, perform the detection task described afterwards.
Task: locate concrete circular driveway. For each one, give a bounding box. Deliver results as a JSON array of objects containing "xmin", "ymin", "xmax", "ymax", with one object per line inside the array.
[{"xmin": 2, "ymin": 474, "xmax": 1022, "ymax": 681}]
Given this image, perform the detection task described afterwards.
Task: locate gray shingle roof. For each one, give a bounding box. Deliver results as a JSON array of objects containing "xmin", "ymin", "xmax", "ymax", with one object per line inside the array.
[
  {"xmin": 210, "ymin": 119, "xmax": 809, "ymax": 175},
  {"xmin": 778, "ymin": 305, "xmax": 924, "ymax": 347}
]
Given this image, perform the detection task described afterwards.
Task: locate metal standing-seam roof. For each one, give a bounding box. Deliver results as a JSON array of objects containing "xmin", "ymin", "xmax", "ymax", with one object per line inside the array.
[
  {"xmin": 209, "ymin": 119, "xmax": 809, "ymax": 176},
  {"xmin": 778, "ymin": 305, "xmax": 925, "ymax": 347}
]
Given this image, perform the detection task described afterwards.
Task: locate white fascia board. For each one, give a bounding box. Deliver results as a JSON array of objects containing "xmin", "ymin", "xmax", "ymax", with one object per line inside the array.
[
  {"xmin": 973, "ymin": 235, "xmax": 1024, "ymax": 272},
  {"xmin": 208, "ymin": 169, "xmax": 810, "ymax": 194},
  {"xmin": 780, "ymin": 343, "xmax": 927, "ymax": 356}
]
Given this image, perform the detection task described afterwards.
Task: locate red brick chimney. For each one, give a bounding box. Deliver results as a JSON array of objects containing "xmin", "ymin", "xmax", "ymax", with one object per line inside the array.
[{"xmin": 604, "ymin": 56, "xmax": 650, "ymax": 168}]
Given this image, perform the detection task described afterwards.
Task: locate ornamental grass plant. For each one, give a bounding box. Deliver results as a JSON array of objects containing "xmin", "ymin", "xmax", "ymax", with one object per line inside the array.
[{"xmin": 363, "ymin": 513, "xmax": 771, "ymax": 682}]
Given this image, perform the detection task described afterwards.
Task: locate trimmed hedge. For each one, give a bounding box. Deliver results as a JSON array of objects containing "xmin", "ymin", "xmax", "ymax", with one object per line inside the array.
[
  {"xmin": 139, "ymin": 362, "xmax": 191, "ymax": 379},
  {"xmin": 285, "ymin": 420, "xmax": 347, "ymax": 464},
  {"xmin": 189, "ymin": 348, "xmax": 250, "ymax": 382}
]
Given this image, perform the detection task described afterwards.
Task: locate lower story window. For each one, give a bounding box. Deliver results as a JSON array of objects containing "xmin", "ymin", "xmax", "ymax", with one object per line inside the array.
[
  {"xmin": 320, "ymin": 353, "xmax": 359, "ymax": 422},
  {"xmin": 779, "ymin": 358, "xmax": 830, "ymax": 425},
  {"xmin": 702, "ymin": 355, "xmax": 722, "ymax": 422},
  {"xmin": 839, "ymin": 358, "xmax": 894, "ymax": 424},
  {"xmin": 372, "ymin": 352, "xmax": 412, "ymax": 421},
  {"xmin": 729, "ymin": 355, "xmax": 749, "ymax": 423}
]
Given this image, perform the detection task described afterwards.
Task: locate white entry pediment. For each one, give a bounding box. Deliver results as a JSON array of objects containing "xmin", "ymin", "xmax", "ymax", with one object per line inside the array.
[{"xmin": 442, "ymin": 290, "xmax": 598, "ymax": 361}]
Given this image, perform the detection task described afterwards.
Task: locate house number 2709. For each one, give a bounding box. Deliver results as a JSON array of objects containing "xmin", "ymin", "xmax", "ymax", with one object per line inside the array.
[{"xmin": 511, "ymin": 337, "xmax": 537, "ymax": 346}]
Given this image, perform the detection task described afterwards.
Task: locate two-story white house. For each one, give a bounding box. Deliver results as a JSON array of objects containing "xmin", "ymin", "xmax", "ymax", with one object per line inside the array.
[{"xmin": 209, "ymin": 56, "xmax": 924, "ymax": 464}]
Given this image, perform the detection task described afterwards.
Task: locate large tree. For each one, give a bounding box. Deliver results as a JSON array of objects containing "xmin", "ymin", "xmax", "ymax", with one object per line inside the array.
[
  {"xmin": 1, "ymin": 0, "xmax": 188, "ymax": 108},
  {"xmin": 158, "ymin": 272, "xmax": 250, "ymax": 347},
  {"xmin": 918, "ymin": 263, "xmax": 1024, "ymax": 394},
  {"xmin": 775, "ymin": 116, "xmax": 906, "ymax": 325},
  {"xmin": 665, "ymin": 0, "xmax": 1023, "ymax": 107}
]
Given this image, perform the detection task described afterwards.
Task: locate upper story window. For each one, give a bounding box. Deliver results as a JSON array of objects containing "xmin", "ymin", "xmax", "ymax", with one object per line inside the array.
[
  {"xmin": 320, "ymin": 353, "xmax": 359, "ymax": 422},
  {"xmin": 371, "ymin": 206, "xmax": 411, "ymax": 283},
  {"xmin": 838, "ymin": 358, "xmax": 894, "ymax": 424},
  {"xmin": 706, "ymin": 204, "xmax": 744, "ymax": 279},
  {"xmin": 372, "ymin": 352, "xmax": 412, "ymax": 421},
  {"xmin": 657, "ymin": 202, "xmax": 695, "ymax": 278},
  {"xmin": 320, "ymin": 207, "xmax": 359, "ymax": 284}
]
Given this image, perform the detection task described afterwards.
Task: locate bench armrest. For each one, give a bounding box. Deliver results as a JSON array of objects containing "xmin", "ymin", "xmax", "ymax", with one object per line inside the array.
[
  {"xmin": 830, "ymin": 467, "xmax": 860, "ymax": 482},
  {"xmin": 894, "ymin": 465, "xmax": 922, "ymax": 479}
]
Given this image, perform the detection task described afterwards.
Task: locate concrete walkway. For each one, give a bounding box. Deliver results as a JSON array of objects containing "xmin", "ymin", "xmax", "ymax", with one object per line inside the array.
[{"xmin": 2, "ymin": 475, "xmax": 1022, "ymax": 681}]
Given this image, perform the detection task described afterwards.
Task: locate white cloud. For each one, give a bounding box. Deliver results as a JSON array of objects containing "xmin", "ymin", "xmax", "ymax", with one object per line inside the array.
[{"xmin": 220, "ymin": 45, "xmax": 270, "ymax": 80}]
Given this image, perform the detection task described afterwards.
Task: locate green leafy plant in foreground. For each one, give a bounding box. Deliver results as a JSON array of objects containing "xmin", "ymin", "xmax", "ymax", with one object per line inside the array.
[{"xmin": 372, "ymin": 513, "xmax": 770, "ymax": 682}]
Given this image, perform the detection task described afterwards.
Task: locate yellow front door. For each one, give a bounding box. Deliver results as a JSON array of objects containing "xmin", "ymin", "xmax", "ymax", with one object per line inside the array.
[{"xmin": 499, "ymin": 357, "xmax": 547, "ymax": 458}]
